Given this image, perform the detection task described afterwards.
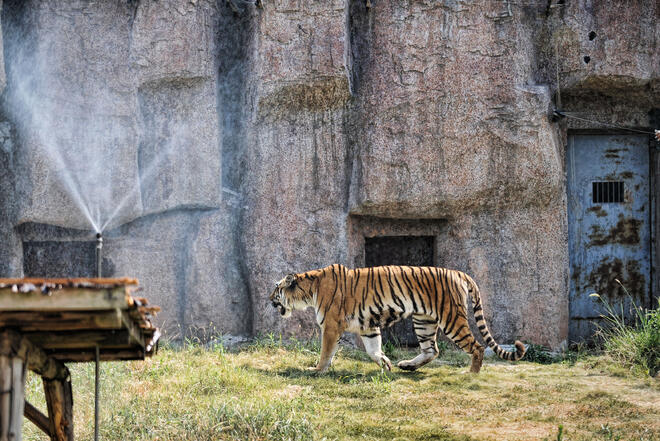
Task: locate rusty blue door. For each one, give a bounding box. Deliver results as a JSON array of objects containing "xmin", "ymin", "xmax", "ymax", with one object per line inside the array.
[{"xmin": 567, "ymin": 134, "xmax": 651, "ymax": 343}]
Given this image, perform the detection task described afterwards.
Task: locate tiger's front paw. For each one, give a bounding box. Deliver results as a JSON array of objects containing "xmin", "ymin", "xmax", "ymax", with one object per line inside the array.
[
  {"xmin": 381, "ymin": 356, "xmax": 393, "ymax": 371},
  {"xmin": 307, "ymin": 365, "xmax": 328, "ymax": 373}
]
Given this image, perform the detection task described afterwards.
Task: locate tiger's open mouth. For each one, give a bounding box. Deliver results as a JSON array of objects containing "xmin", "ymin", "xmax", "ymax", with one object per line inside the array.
[{"xmin": 272, "ymin": 301, "xmax": 286, "ymax": 316}]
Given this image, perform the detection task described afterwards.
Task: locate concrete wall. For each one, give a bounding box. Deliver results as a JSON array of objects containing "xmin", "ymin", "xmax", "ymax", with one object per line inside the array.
[{"xmin": 0, "ymin": 0, "xmax": 657, "ymax": 348}]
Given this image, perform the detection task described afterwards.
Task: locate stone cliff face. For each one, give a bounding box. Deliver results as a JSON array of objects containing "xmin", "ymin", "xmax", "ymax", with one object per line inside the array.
[
  {"xmin": 0, "ymin": 0, "xmax": 248, "ymax": 336},
  {"xmin": 0, "ymin": 0, "xmax": 3, "ymax": 93},
  {"xmin": 0, "ymin": 1, "xmax": 657, "ymax": 348}
]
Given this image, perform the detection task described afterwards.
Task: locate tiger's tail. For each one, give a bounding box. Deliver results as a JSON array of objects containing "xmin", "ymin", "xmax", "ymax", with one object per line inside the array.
[{"xmin": 465, "ymin": 276, "xmax": 526, "ymax": 361}]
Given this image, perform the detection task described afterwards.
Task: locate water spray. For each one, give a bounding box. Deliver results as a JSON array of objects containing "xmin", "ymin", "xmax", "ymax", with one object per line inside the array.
[{"xmin": 95, "ymin": 232, "xmax": 103, "ymax": 278}]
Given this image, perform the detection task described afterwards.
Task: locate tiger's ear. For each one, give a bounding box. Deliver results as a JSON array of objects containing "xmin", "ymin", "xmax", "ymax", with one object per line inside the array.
[{"xmin": 284, "ymin": 274, "xmax": 297, "ymax": 287}]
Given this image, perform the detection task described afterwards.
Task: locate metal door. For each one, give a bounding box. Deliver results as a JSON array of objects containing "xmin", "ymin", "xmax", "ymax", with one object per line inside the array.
[{"xmin": 567, "ymin": 134, "xmax": 652, "ymax": 342}]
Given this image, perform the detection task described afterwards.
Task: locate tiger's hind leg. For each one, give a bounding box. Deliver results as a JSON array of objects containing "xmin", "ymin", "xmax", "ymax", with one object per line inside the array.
[
  {"xmin": 397, "ymin": 315, "xmax": 439, "ymax": 371},
  {"xmin": 360, "ymin": 329, "xmax": 392, "ymax": 371},
  {"xmin": 445, "ymin": 322, "xmax": 484, "ymax": 373}
]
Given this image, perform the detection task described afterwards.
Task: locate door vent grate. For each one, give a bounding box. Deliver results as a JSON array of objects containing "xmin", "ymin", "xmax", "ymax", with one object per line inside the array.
[{"xmin": 592, "ymin": 181, "xmax": 624, "ymax": 204}]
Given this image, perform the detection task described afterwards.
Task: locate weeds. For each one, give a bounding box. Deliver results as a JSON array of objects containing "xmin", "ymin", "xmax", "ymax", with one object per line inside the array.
[
  {"xmin": 382, "ymin": 339, "xmax": 398, "ymax": 358},
  {"xmin": 208, "ymin": 402, "xmax": 314, "ymax": 441},
  {"xmin": 369, "ymin": 370, "xmax": 393, "ymax": 393},
  {"xmin": 337, "ymin": 370, "xmax": 393, "ymax": 394},
  {"xmin": 245, "ymin": 333, "xmax": 323, "ymax": 355},
  {"xmin": 247, "ymin": 332, "xmax": 284, "ymax": 351},
  {"xmin": 560, "ymin": 342, "xmax": 589, "ymax": 367},
  {"xmin": 523, "ymin": 342, "xmax": 558, "ymax": 364},
  {"xmin": 590, "ymin": 282, "xmax": 659, "ymax": 377},
  {"xmin": 597, "ymin": 424, "xmax": 622, "ymax": 441}
]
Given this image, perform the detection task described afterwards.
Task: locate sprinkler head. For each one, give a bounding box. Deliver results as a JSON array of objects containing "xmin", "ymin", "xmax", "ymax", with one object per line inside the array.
[{"xmin": 95, "ymin": 232, "xmax": 103, "ymax": 278}]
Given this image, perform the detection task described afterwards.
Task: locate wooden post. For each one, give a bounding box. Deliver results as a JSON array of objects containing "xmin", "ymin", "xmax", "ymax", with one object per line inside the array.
[
  {"xmin": 10, "ymin": 358, "xmax": 26, "ymax": 441},
  {"xmin": 44, "ymin": 379, "xmax": 74, "ymax": 441},
  {"xmin": 0, "ymin": 355, "xmax": 11, "ymax": 441},
  {"xmin": 0, "ymin": 330, "xmax": 73, "ymax": 441},
  {"xmin": 0, "ymin": 354, "xmax": 25, "ymax": 441}
]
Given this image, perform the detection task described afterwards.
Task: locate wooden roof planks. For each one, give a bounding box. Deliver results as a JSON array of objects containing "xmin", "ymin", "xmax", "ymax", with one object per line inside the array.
[{"xmin": 0, "ymin": 278, "xmax": 160, "ymax": 362}]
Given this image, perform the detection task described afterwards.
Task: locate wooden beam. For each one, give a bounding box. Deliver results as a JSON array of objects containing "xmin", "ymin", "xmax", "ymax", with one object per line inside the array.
[
  {"xmin": 120, "ymin": 310, "xmax": 146, "ymax": 349},
  {"xmin": 50, "ymin": 348, "xmax": 145, "ymax": 363},
  {"xmin": 23, "ymin": 330, "xmax": 134, "ymax": 350},
  {"xmin": 0, "ymin": 277, "xmax": 137, "ymax": 286},
  {"xmin": 0, "ymin": 287, "xmax": 130, "ymax": 312},
  {"xmin": 44, "ymin": 378, "xmax": 74, "ymax": 441},
  {"xmin": 0, "ymin": 330, "xmax": 69, "ymax": 381},
  {"xmin": 24, "ymin": 401, "xmax": 51, "ymax": 437},
  {"xmin": 0, "ymin": 310, "xmax": 123, "ymax": 331}
]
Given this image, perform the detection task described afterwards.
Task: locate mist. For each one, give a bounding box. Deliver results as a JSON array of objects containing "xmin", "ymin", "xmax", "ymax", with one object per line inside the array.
[{"xmin": 1, "ymin": 0, "xmax": 211, "ymax": 234}]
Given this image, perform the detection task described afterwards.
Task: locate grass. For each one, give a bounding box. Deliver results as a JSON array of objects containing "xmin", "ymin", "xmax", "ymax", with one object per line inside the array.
[
  {"xmin": 22, "ymin": 337, "xmax": 659, "ymax": 441},
  {"xmin": 590, "ymin": 284, "xmax": 659, "ymax": 377},
  {"xmin": 521, "ymin": 342, "xmax": 559, "ymax": 365}
]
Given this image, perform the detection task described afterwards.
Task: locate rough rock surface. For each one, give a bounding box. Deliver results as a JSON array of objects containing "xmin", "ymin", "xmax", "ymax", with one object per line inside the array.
[
  {"xmin": 3, "ymin": 0, "xmax": 142, "ymax": 230},
  {"xmin": 0, "ymin": 1, "xmax": 658, "ymax": 349},
  {"xmin": 2, "ymin": 0, "xmax": 220, "ymax": 231},
  {"xmin": 0, "ymin": 0, "xmax": 4, "ymax": 93}
]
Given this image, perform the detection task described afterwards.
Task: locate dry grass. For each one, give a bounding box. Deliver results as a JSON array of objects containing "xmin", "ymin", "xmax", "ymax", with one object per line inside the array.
[{"xmin": 21, "ymin": 338, "xmax": 659, "ymax": 440}]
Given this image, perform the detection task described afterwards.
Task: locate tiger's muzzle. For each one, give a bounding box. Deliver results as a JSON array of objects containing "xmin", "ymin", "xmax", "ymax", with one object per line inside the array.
[
  {"xmin": 269, "ymin": 287, "xmax": 288, "ymax": 316},
  {"xmin": 271, "ymin": 300, "xmax": 286, "ymax": 316}
]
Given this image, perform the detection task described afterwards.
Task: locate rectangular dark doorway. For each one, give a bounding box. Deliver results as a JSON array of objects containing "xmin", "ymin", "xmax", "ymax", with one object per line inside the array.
[
  {"xmin": 364, "ymin": 235, "xmax": 435, "ymax": 347},
  {"xmin": 23, "ymin": 241, "xmax": 97, "ymax": 278}
]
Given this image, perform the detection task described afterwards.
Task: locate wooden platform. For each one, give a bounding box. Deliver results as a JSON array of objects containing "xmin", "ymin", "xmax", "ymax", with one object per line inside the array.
[
  {"xmin": 0, "ymin": 278, "xmax": 160, "ymax": 362},
  {"xmin": 0, "ymin": 278, "xmax": 160, "ymax": 440}
]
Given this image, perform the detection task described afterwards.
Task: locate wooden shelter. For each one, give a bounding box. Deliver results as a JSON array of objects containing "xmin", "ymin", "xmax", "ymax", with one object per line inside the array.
[{"xmin": 0, "ymin": 278, "xmax": 160, "ymax": 441}]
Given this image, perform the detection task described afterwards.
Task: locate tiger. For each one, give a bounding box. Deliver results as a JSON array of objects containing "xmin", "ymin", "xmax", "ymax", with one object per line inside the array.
[{"xmin": 269, "ymin": 264, "xmax": 526, "ymax": 373}]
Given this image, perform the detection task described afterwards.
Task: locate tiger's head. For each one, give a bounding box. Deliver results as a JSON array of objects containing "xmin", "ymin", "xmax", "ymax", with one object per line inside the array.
[{"xmin": 269, "ymin": 273, "xmax": 316, "ymax": 318}]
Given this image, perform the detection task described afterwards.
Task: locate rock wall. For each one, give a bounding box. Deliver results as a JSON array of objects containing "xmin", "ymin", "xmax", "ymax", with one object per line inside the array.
[
  {"xmin": 242, "ymin": 1, "xmax": 570, "ymax": 347},
  {"xmin": 0, "ymin": 0, "xmax": 4, "ymax": 93},
  {"xmin": 0, "ymin": 0, "xmax": 249, "ymax": 338},
  {"xmin": 0, "ymin": 0, "xmax": 657, "ymax": 349}
]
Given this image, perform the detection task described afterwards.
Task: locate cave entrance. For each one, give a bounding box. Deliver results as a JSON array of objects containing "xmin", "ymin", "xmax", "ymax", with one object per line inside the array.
[{"xmin": 364, "ymin": 235, "xmax": 435, "ymax": 347}]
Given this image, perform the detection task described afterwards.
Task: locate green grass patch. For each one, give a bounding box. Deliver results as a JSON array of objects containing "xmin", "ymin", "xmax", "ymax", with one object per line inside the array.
[
  {"xmin": 590, "ymin": 288, "xmax": 659, "ymax": 377},
  {"xmin": 21, "ymin": 337, "xmax": 660, "ymax": 441}
]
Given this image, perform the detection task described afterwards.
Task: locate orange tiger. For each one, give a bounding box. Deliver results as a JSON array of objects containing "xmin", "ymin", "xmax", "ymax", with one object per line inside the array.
[{"xmin": 270, "ymin": 264, "xmax": 525, "ymax": 373}]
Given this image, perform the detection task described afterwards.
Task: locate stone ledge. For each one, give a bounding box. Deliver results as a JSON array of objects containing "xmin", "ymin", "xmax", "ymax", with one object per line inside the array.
[{"xmin": 257, "ymin": 76, "xmax": 351, "ymax": 120}]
